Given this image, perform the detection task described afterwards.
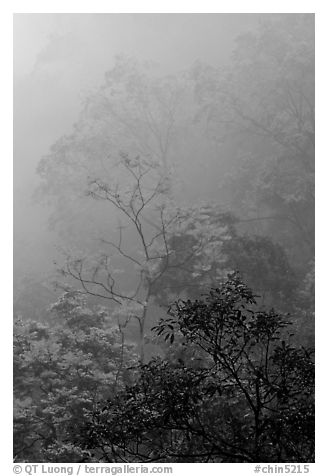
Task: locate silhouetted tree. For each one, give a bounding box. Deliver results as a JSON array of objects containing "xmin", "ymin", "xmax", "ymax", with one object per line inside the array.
[{"xmin": 79, "ymin": 274, "xmax": 314, "ymax": 462}]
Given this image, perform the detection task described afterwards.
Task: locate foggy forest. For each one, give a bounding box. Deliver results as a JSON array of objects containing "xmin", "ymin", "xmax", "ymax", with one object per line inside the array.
[{"xmin": 13, "ymin": 13, "xmax": 315, "ymax": 463}]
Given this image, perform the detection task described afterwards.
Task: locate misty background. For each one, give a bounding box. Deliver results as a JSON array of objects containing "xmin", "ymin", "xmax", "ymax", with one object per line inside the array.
[
  {"xmin": 13, "ymin": 12, "xmax": 314, "ymax": 331},
  {"xmin": 14, "ymin": 13, "xmax": 263, "ymax": 313}
]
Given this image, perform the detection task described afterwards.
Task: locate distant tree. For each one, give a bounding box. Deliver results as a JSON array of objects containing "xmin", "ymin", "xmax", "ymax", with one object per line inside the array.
[
  {"xmin": 36, "ymin": 56, "xmax": 192, "ymax": 245},
  {"xmin": 80, "ymin": 274, "xmax": 314, "ymax": 463},
  {"xmin": 152, "ymin": 211, "xmax": 298, "ymax": 312},
  {"xmin": 149, "ymin": 208, "xmax": 236, "ymax": 305},
  {"xmin": 192, "ymin": 14, "xmax": 314, "ymax": 264},
  {"xmin": 222, "ymin": 234, "xmax": 298, "ymax": 309}
]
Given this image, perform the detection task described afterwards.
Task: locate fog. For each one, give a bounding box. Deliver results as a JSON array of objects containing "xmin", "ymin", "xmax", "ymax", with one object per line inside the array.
[
  {"xmin": 13, "ymin": 13, "xmax": 314, "ymax": 324},
  {"xmin": 14, "ymin": 13, "xmax": 263, "ymax": 302}
]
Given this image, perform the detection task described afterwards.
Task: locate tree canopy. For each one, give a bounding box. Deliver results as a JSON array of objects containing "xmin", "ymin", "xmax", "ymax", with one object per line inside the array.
[{"xmin": 72, "ymin": 275, "xmax": 314, "ymax": 463}]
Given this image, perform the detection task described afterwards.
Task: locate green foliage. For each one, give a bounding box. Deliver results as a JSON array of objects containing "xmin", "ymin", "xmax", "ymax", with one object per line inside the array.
[{"xmin": 78, "ymin": 274, "xmax": 314, "ymax": 463}]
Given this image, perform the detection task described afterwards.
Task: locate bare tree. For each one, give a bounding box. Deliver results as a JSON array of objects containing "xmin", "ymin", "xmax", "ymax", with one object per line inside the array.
[{"xmin": 62, "ymin": 153, "xmax": 196, "ymax": 362}]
